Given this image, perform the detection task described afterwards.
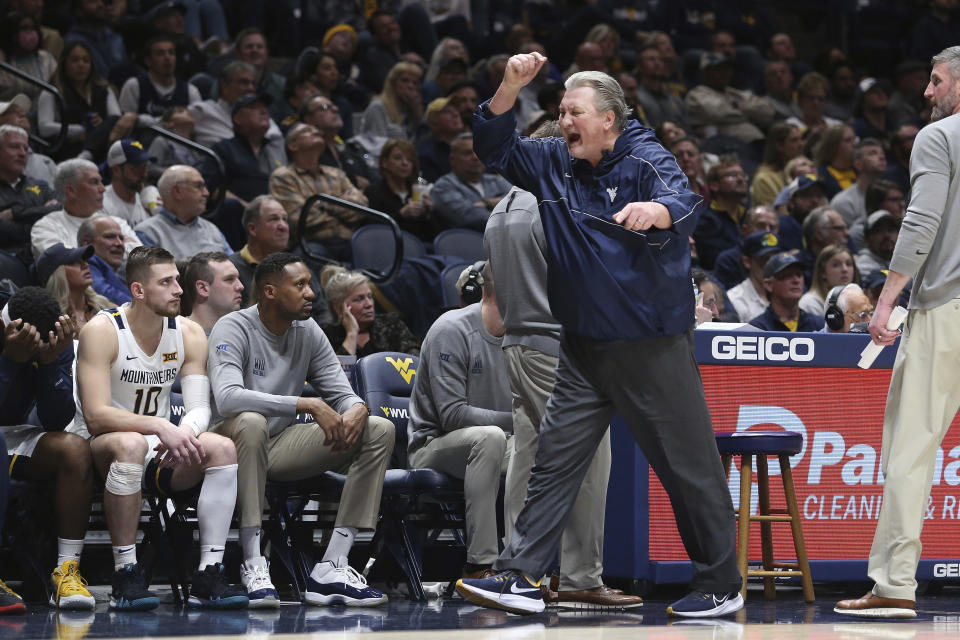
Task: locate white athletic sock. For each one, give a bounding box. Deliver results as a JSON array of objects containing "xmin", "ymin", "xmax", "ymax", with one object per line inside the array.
[
  {"xmin": 197, "ymin": 463, "xmax": 237, "ymax": 570},
  {"xmin": 321, "ymin": 527, "xmax": 357, "ymax": 564},
  {"xmin": 240, "ymin": 526, "xmax": 263, "ymax": 563},
  {"xmin": 113, "ymin": 544, "xmax": 137, "ymax": 570},
  {"xmin": 57, "ymin": 538, "xmax": 84, "ymax": 568}
]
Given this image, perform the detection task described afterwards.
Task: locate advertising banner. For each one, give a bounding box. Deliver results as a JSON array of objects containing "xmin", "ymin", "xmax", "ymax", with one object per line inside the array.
[{"xmin": 647, "ymin": 332, "xmax": 960, "ymax": 568}]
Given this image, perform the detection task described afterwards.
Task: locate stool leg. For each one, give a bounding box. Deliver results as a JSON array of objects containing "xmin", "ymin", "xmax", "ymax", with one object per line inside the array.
[
  {"xmin": 722, "ymin": 454, "xmax": 732, "ymax": 479},
  {"xmin": 737, "ymin": 454, "xmax": 752, "ymax": 602},
  {"xmin": 781, "ymin": 455, "xmax": 815, "ymax": 602},
  {"xmin": 756, "ymin": 455, "xmax": 776, "ymax": 600}
]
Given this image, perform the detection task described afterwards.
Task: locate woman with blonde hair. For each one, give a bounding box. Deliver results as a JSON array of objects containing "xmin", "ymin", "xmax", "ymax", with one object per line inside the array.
[
  {"xmin": 320, "ymin": 265, "xmax": 420, "ymax": 357},
  {"xmin": 585, "ymin": 23, "xmax": 622, "ymax": 73},
  {"xmin": 359, "ymin": 61, "xmax": 424, "ymax": 140},
  {"xmin": 38, "ymin": 244, "xmax": 114, "ymax": 332},
  {"xmin": 799, "ymin": 243, "xmax": 860, "ymax": 317}
]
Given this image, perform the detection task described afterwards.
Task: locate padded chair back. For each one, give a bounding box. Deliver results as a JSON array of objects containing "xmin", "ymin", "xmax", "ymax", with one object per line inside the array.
[
  {"xmin": 440, "ymin": 261, "xmax": 470, "ymax": 309},
  {"xmin": 0, "ymin": 251, "xmax": 32, "ymax": 287},
  {"xmin": 353, "ymin": 352, "xmax": 420, "ymax": 469},
  {"xmin": 432, "ymin": 229, "xmax": 484, "ymax": 261},
  {"xmin": 351, "ymin": 225, "xmax": 427, "ymax": 272}
]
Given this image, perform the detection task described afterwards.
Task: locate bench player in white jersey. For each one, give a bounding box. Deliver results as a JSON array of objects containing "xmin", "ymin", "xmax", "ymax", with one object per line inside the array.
[{"xmin": 74, "ymin": 246, "xmax": 248, "ymax": 611}]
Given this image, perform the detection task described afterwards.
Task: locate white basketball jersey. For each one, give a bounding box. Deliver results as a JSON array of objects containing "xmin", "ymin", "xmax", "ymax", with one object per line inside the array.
[{"xmin": 71, "ymin": 305, "xmax": 184, "ymax": 439}]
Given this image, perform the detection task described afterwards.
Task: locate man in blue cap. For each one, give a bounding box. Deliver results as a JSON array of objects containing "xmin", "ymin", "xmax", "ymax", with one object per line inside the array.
[
  {"xmin": 727, "ymin": 231, "xmax": 781, "ymax": 323},
  {"xmin": 103, "ymin": 140, "xmax": 157, "ymax": 227},
  {"xmin": 749, "ymin": 252, "xmax": 825, "ymax": 331},
  {"xmin": 778, "ymin": 173, "xmax": 828, "ymax": 252}
]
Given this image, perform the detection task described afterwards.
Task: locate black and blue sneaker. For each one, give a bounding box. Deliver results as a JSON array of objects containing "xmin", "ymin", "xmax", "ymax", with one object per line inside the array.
[
  {"xmin": 110, "ymin": 563, "xmax": 160, "ymax": 611},
  {"xmin": 666, "ymin": 591, "xmax": 744, "ymax": 618},
  {"xmin": 304, "ymin": 556, "xmax": 388, "ymax": 607},
  {"xmin": 456, "ymin": 570, "xmax": 545, "ymax": 615},
  {"xmin": 188, "ymin": 563, "xmax": 250, "ymax": 609}
]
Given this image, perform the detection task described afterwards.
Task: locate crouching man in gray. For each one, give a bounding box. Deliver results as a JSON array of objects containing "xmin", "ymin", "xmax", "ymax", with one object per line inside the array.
[
  {"xmin": 208, "ymin": 252, "xmax": 394, "ymax": 608},
  {"xmin": 408, "ymin": 262, "xmax": 513, "ymax": 579}
]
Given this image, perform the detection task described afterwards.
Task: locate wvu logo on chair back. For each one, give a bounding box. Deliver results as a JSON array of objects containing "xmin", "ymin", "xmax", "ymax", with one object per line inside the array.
[
  {"xmin": 380, "ymin": 406, "xmax": 410, "ymax": 419},
  {"xmin": 386, "ymin": 356, "xmax": 416, "ymax": 384}
]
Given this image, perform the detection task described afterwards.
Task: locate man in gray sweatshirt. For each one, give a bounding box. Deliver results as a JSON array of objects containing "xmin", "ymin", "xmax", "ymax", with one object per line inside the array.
[
  {"xmin": 484, "ymin": 176, "xmax": 642, "ymax": 610},
  {"xmin": 208, "ymin": 252, "xmax": 394, "ymax": 609},
  {"xmin": 835, "ymin": 46, "xmax": 960, "ymax": 619},
  {"xmin": 408, "ymin": 262, "xmax": 513, "ymax": 578}
]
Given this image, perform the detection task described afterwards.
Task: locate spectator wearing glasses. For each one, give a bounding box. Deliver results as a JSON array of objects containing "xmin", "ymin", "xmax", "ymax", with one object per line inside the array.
[
  {"xmin": 692, "ymin": 155, "xmax": 747, "ymax": 270},
  {"xmin": 801, "ymin": 205, "xmax": 851, "ymax": 267},
  {"xmin": 299, "ymin": 93, "xmax": 372, "ymax": 190},
  {"xmin": 135, "ymin": 165, "xmax": 231, "ymax": 260},
  {"xmin": 823, "ymin": 283, "xmax": 873, "ymax": 334},
  {"xmin": 786, "ymin": 72, "xmax": 842, "ymax": 143}
]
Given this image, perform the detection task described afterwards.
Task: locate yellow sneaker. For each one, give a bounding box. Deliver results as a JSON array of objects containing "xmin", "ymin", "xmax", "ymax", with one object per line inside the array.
[{"xmin": 50, "ymin": 561, "xmax": 96, "ymax": 611}]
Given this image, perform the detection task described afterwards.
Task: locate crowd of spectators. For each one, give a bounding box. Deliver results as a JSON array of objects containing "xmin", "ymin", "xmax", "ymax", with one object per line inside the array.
[{"xmin": 1, "ymin": 0, "xmax": 951, "ymax": 343}]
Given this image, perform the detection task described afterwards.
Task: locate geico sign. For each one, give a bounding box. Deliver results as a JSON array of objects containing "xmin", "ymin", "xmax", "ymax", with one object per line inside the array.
[
  {"xmin": 711, "ymin": 335, "xmax": 814, "ymax": 362},
  {"xmin": 934, "ymin": 563, "xmax": 960, "ymax": 578}
]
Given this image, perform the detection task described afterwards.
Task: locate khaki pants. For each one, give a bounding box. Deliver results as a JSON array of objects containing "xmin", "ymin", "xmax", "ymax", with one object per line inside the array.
[
  {"xmin": 869, "ymin": 302, "xmax": 960, "ymax": 600},
  {"xmin": 215, "ymin": 413, "xmax": 394, "ymax": 530},
  {"xmin": 503, "ymin": 345, "xmax": 611, "ymax": 590},
  {"xmin": 409, "ymin": 427, "xmax": 512, "ymax": 565}
]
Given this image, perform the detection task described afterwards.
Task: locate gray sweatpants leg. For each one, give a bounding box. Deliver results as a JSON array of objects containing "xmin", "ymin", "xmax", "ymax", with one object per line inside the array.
[
  {"xmin": 503, "ymin": 344, "xmax": 611, "ymax": 591},
  {"xmin": 494, "ymin": 331, "xmax": 740, "ymax": 594}
]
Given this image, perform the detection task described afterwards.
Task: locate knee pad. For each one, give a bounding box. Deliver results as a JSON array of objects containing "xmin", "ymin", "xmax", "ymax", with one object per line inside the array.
[{"xmin": 105, "ymin": 461, "xmax": 143, "ymax": 496}]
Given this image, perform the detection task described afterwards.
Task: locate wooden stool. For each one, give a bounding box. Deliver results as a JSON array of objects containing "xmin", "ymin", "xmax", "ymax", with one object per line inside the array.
[{"xmin": 716, "ymin": 431, "xmax": 814, "ymax": 603}]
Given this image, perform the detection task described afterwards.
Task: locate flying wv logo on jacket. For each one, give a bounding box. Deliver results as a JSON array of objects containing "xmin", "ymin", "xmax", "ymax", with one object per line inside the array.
[{"xmin": 606, "ymin": 186, "xmax": 618, "ymax": 203}]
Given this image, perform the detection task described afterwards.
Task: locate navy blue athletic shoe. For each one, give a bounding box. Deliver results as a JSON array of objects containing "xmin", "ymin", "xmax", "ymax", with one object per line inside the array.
[
  {"xmin": 304, "ymin": 557, "xmax": 388, "ymax": 607},
  {"xmin": 667, "ymin": 591, "xmax": 744, "ymax": 618},
  {"xmin": 456, "ymin": 570, "xmax": 545, "ymax": 614},
  {"xmin": 110, "ymin": 563, "xmax": 159, "ymax": 611},
  {"xmin": 188, "ymin": 563, "xmax": 250, "ymax": 609}
]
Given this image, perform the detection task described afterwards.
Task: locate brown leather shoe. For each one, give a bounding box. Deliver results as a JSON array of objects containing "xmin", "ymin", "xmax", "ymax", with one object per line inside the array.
[
  {"xmin": 834, "ymin": 591, "xmax": 916, "ymax": 618},
  {"xmin": 557, "ymin": 585, "xmax": 643, "ymax": 610},
  {"xmin": 461, "ymin": 567, "xmax": 499, "ymax": 579},
  {"xmin": 541, "ymin": 584, "xmax": 559, "ymax": 604}
]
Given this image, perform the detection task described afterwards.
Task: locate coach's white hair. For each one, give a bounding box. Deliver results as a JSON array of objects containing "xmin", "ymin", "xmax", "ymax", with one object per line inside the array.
[
  {"xmin": 564, "ymin": 71, "xmax": 632, "ymax": 132},
  {"xmin": 932, "ymin": 46, "xmax": 960, "ymax": 79},
  {"xmin": 53, "ymin": 158, "xmax": 98, "ymax": 200}
]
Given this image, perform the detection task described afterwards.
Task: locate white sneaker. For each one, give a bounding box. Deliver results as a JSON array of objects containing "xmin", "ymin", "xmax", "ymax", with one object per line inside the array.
[
  {"xmin": 241, "ymin": 558, "xmax": 280, "ymax": 609},
  {"xmin": 305, "ymin": 556, "xmax": 388, "ymax": 607}
]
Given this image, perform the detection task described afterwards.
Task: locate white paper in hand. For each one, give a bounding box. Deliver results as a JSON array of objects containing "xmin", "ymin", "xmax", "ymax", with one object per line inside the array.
[{"xmin": 858, "ymin": 306, "xmax": 909, "ymax": 369}]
